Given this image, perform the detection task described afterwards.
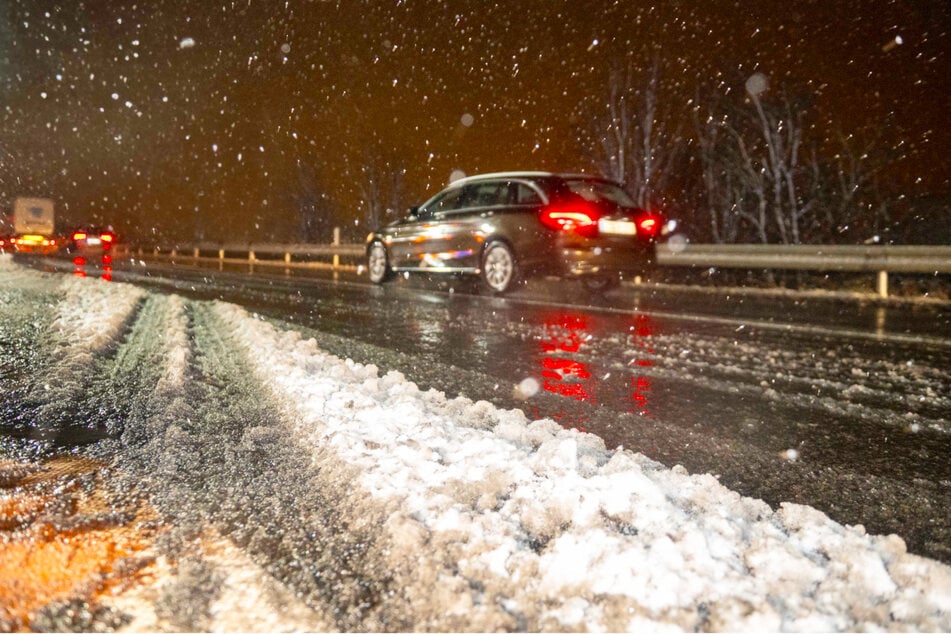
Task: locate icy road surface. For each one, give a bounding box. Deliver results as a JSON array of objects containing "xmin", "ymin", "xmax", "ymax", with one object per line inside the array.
[{"xmin": 1, "ymin": 256, "xmax": 950, "ymax": 631}]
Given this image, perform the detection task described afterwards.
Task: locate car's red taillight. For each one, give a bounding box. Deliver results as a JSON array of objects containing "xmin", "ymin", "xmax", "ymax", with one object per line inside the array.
[
  {"xmin": 540, "ymin": 205, "xmax": 599, "ymax": 237},
  {"xmin": 639, "ymin": 217, "xmax": 658, "ymax": 234}
]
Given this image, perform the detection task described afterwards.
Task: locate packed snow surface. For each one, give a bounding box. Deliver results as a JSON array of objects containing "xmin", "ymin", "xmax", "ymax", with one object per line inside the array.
[{"xmin": 2, "ymin": 255, "xmax": 950, "ymax": 631}]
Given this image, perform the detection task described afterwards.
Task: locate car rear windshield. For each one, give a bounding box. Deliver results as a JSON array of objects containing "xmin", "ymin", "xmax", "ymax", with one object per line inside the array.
[{"xmin": 564, "ymin": 179, "xmax": 636, "ymax": 208}]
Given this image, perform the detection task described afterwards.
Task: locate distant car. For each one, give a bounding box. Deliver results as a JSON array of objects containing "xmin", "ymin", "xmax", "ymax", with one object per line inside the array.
[
  {"xmin": 66, "ymin": 229, "xmax": 117, "ymax": 278},
  {"xmin": 8, "ymin": 234, "xmax": 60, "ymax": 255},
  {"xmin": 365, "ymin": 172, "xmax": 677, "ymax": 293},
  {"xmin": 67, "ymin": 228, "xmax": 116, "ymax": 254}
]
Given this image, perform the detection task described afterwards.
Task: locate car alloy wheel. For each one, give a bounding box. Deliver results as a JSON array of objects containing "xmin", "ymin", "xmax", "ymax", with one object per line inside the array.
[
  {"xmin": 367, "ymin": 242, "xmax": 391, "ymax": 284},
  {"xmin": 482, "ymin": 242, "xmax": 516, "ymax": 293}
]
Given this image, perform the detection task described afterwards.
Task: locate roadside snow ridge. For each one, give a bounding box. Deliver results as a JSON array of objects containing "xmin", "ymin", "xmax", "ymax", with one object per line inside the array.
[{"xmin": 216, "ymin": 302, "xmax": 951, "ymax": 632}]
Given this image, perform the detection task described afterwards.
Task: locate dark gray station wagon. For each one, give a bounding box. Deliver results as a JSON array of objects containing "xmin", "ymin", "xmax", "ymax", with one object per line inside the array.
[{"xmin": 365, "ymin": 171, "xmax": 674, "ymax": 294}]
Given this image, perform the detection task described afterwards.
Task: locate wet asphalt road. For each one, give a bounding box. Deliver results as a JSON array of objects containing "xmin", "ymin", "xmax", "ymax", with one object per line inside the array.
[{"xmin": 18, "ymin": 257, "xmax": 951, "ymax": 563}]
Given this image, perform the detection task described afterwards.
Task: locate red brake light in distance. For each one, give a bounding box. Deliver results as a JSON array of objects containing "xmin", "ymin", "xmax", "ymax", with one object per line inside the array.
[
  {"xmin": 100, "ymin": 233, "xmax": 114, "ymax": 243},
  {"xmin": 72, "ymin": 232, "xmax": 87, "ymax": 241},
  {"xmin": 638, "ymin": 217, "xmax": 659, "ymax": 236}
]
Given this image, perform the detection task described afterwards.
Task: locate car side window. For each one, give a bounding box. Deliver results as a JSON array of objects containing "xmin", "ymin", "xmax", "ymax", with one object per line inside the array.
[
  {"xmin": 458, "ymin": 182, "xmax": 506, "ymax": 210},
  {"xmin": 421, "ymin": 187, "xmax": 465, "ymax": 217},
  {"xmin": 515, "ymin": 183, "xmax": 543, "ymax": 205}
]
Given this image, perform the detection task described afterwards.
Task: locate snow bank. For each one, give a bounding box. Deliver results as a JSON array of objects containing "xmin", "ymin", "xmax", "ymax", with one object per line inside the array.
[{"xmin": 215, "ymin": 303, "xmax": 951, "ymax": 632}]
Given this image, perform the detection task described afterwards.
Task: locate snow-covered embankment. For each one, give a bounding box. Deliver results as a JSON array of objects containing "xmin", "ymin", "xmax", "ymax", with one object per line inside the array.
[{"xmin": 215, "ymin": 302, "xmax": 951, "ymax": 632}]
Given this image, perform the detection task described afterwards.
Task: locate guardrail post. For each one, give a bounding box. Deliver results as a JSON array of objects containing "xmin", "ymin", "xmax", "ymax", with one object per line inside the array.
[
  {"xmin": 284, "ymin": 252, "xmax": 291, "ymax": 265},
  {"xmin": 877, "ymin": 270, "xmax": 889, "ymax": 299},
  {"xmin": 193, "ymin": 247, "xmax": 199, "ymax": 258},
  {"xmin": 218, "ymin": 249, "xmax": 224, "ymax": 261},
  {"xmin": 333, "ymin": 227, "xmax": 341, "ymax": 270},
  {"xmin": 171, "ymin": 248, "xmax": 177, "ymax": 258},
  {"xmin": 249, "ymin": 250, "xmax": 255, "ymax": 263}
]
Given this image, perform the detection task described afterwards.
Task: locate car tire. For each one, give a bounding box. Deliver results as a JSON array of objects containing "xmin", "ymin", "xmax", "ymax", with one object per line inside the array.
[
  {"xmin": 582, "ymin": 275, "xmax": 620, "ymax": 293},
  {"xmin": 367, "ymin": 242, "xmax": 393, "ymax": 284},
  {"xmin": 481, "ymin": 241, "xmax": 517, "ymax": 294}
]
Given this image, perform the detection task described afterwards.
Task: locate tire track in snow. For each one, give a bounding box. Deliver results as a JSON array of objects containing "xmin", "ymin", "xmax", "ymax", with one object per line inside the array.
[
  {"xmin": 102, "ymin": 296, "xmax": 386, "ymax": 630},
  {"xmin": 1, "ymin": 271, "xmax": 145, "ymax": 450},
  {"xmin": 2, "ymin": 266, "xmax": 398, "ymax": 630},
  {"xmin": 0, "ymin": 261, "xmax": 67, "ymax": 452},
  {"xmin": 0, "ymin": 267, "xmax": 330, "ymax": 631}
]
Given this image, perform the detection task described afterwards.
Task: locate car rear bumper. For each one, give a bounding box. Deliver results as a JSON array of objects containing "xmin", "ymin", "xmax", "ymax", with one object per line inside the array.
[{"xmin": 553, "ymin": 244, "xmax": 655, "ymax": 277}]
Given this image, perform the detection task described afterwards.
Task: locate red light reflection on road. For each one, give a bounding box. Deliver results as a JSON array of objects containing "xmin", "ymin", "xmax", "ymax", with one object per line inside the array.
[
  {"xmin": 541, "ymin": 357, "xmax": 591, "ymax": 400},
  {"xmin": 628, "ymin": 315, "xmax": 654, "ymax": 417},
  {"xmin": 529, "ymin": 311, "xmax": 595, "ymax": 431},
  {"xmin": 532, "ymin": 311, "xmax": 658, "ymax": 428},
  {"xmin": 71, "ymin": 253, "xmax": 113, "ymax": 281},
  {"xmin": 539, "ymin": 312, "xmax": 594, "ymax": 404}
]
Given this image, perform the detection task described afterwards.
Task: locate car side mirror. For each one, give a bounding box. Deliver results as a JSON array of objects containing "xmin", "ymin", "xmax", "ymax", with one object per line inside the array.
[{"xmin": 406, "ymin": 206, "xmax": 420, "ymax": 221}]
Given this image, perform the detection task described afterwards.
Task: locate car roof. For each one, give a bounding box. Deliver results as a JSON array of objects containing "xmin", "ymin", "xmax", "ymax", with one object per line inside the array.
[{"xmin": 449, "ymin": 171, "xmax": 618, "ymax": 187}]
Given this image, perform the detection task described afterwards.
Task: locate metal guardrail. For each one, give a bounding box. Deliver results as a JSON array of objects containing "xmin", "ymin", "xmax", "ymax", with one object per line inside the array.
[
  {"xmin": 656, "ymin": 243, "xmax": 951, "ymax": 273},
  {"xmin": 136, "ymin": 242, "xmax": 365, "ymax": 272},
  {"xmin": 135, "ymin": 241, "xmax": 950, "ymax": 299},
  {"xmin": 162, "ymin": 242, "xmax": 365, "ymax": 257},
  {"xmin": 656, "ymin": 244, "xmax": 951, "ymax": 298}
]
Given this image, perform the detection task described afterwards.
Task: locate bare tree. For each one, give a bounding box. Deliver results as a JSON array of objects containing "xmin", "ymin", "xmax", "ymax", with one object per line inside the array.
[
  {"xmin": 580, "ymin": 58, "xmax": 679, "ymax": 209},
  {"xmin": 356, "ymin": 141, "xmax": 406, "ymax": 232},
  {"xmin": 694, "ymin": 102, "xmax": 755, "ymax": 243},
  {"xmin": 744, "ymin": 79, "xmax": 812, "ymax": 244},
  {"xmin": 691, "ymin": 76, "xmax": 879, "ymax": 245},
  {"xmin": 293, "ymin": 159, "xmax": 335, "ymax": 243},
  {"xmin": 811, "ymin": 132, "xmax": 888, "ymax": 242}
]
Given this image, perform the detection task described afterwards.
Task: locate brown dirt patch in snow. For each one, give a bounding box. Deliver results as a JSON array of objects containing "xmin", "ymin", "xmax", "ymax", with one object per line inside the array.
[{"xmin": 0, "ymin": 457, "xmax": 159, "ymax": 631}]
